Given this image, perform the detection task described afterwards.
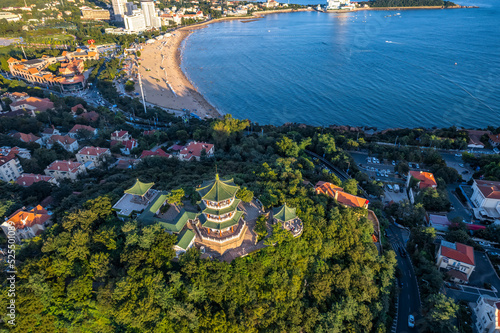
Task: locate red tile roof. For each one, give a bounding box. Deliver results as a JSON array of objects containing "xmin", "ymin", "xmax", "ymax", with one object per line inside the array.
[
  {"xmin": 78, "ymin": 111, "xmax": 99, "ymax": 122},
  {"xmin": 0, "ymin": 154, "xmax": 16, "ymax": 167},
  {"xmin": 10, "ymin": 97, "xmax": 54, "ymax": 112},
  {"xmin": 474, "ymin": 179, "xmax": 500, "ymax": 200},
  {"xmin": 77, "ymin": 146, "xmax": 109, "ymax": 156},
  {"xmin": 180, "ymin": 141, "xmax": 214, "ymax": 160},
  {"xmin": 315, "ymin": 181, "xmax": 368, "ymax": 209},
  {"xmin": 111, "ymin": 130, "xmax": 128, "ymax": 138},
  {"xmin": 47, "ymin": 135, "xmax": 77, "ymax": 145},
  {"xmin": 140, "ymin": 148, "xmax": 170, "ymax": 159},
  {"xmin": 71, "ymin": 104, "xmax": 86, "ymax": 113},
  {"xmin": 446, "ymin": 269, "xmax": 469, "ymax": 282},
  {"xmin": 45, "ymin": 160, "xmax": 82, "ymax": 173},
  {"xmin": 12, "ymin": 132, "xmax": 40, "ymax": 143},
  {"xmin": 6, "ymin": 205, "xmax": 50, "ymax": 230},
  {"xmin": 410, "ymin": 171, "xmax": 437, "ymax": 189},
  {"xmin": 16, "ymin": 173, "xmax": 54, "ymax": 187},
  {"xmin": 69, "ymin": 124, "xmax": 95, "ymax": 134},
  {"xmin": 489, "ymin": 134, "xmax": 500, "ymax": 144},
  {"xmin": 441, "ymin": 242, "xmax": 475, "ymax": 266},
  {"xmin": 314, "ymin": 181, "xmax": 344, "ymax": 196}
]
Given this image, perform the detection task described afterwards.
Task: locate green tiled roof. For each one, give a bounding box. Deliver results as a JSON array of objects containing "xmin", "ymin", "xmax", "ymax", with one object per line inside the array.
[
  {"xmin": 157, "ymin": 210, "xmax": 197, "ymax": 233},
  {"xmin": 200, "ymin": 198, "xmax": 241, "ymax": 215},
  {"xmin": 137, "ymin": 192, "xmax": 168, "ymax": 224},
  {"xmin": 176, "ymin": 229, "xmax": 195, "ymax": 250},
  {"xmin": 196, "ymin": 174, "xmax": 239, "ymax": 202},
  {"xmin": 125, "ymin": 179, "xmax": 155, "ymax": 196},
  {"xmin": 200, "ymin": 210, "xmax": 243, "ymax": 230},
  {"xmin": 273, "ymin": 203, "xmax": 297, "ymax": 222}
]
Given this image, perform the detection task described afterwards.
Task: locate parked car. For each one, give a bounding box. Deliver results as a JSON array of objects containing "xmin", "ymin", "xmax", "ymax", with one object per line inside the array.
[
  {"xmin": 415, "ymin": 163, "xmax": 420, "ymax": 169},
  {"xmin": 366, "ymin": 157, "xmax": 372, "ymax": 163},
  {"xmin": 408, "ymin": 315, "xmax": 415, "ymax": 328},
  {"xmin": 392, "ymin": 160, "xmax": 396, "ymax": 166},
  {"xmin": 455, "ymin": 153, "xmax": 462, "ymax": 157},
  {"xmin": 488, "ymin": 251, "xmax": 500, "ymax": 257},
  {"xmin": 387, "ymin": 184, "xmax": 393, "ymax": 192},
  {"xmin": 394, "ymin": 184, "xmax": 400, "ymax": 192},
  {"xmin": 494, "ymin": 148, "xmax": 499, "ymax": 154}
]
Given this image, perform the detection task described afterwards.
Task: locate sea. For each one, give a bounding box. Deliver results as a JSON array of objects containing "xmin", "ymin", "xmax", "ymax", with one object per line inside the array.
[{"xmin": 180, "ymin": 0, "xmax": 500, "ymax": 129}]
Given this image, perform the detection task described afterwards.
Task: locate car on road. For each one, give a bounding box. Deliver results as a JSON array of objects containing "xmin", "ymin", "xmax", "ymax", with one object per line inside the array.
[
  {"xmin": 455, "ymin": 153, "xmax": 462, "ymax": 157},
  {"xmin": 399, "ymin": 247, "xmax": 407, "ymax": 258},
  {"xmin": 488, "ymin": 251, "xmax": 500, "ymax": 257},
  {"xmin": 408, "ymin": 315, "xmax": 415, "ymax": 328},
  {"xmin": 478, "ymin": 241, "xmax": 488, "ymax": 246},
  {"xmin": 392, "ymin": 160, "xmax": 396, "ymax": 166},
  {"xmin": 459, "ymin": 164, "xmax": 465, "ymax": 168},
  {"xmin": 494, "ymin": 148, "xmax": 500, "ymax": 154}
]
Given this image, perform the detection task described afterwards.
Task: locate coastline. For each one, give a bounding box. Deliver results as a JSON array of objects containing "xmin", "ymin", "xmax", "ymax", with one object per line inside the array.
[{"xmin": 139, "ymin": 5, "xmax": 475, "ymax": 120}]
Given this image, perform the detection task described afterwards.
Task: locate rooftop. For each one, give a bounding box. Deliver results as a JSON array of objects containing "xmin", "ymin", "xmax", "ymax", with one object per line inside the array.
[
  {"xmin": 273, "ymin": 203, "xmax": 297, "ymax": 222},
  {"xmin": 5, "ymin": 205, "xmax": 50, "ymax": 230},
  {"xmin": 124, "ymin": 179, "xmax": 155, "ymax": 197},
  {"xmin": 77, "ymin": 146, "xmax": 109, "ymax": 156},
  {"xmin": 180, "ymin": 141, "xmax": 214, "ymax": 160},
  {"xmin": 410, "ymin": 171, "xmax": 437, "ymax": 189},
  {"xmin": 196, "ymin": 174, "xmax": 239, "ymax": 202},
  {"xmin": 45, "ymin": 160, "xmax": 82, "ymax": 172},
  {"xmin": 441, "ymin": 241, "xmax": 475, "ymax": 266},
  {"xmin": 474, "ymin": 179, "xmax": 500, "ymax": 200},
  {"xmin": 16, "ymin": 173, "xmax": 54, "ymax": 187}
]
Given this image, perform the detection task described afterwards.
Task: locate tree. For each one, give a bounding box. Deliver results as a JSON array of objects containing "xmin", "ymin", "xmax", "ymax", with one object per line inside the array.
[
  {"xmin": 125, "ymin": 80, "xmax": 135, "ymax": 92},
  {"xmin": 166, "ymin": 188, "xmax": 185, "ymax": 206},
  {"xmin": 317, "ymin": 133, "xmax": 336, "ymax": 155},
  {"xmin": 211, "ymin": 114, "xmax": 249, "ymax": 146},
  {"xmin": 136, "ymin": 51, "xmax": 141, "ymax": 57},
  {"xmin": 342, "ymin": 179, "xmax": 358, "ymax": 195},
  {"xmin": 424, "ymin": 294, "xmax": 459, "ymax": 333},
  {"xmin": 236, "ymin": 187, "xmax": 253, "ymax": 203},
  {"xmin": 276, "ymin": 136, "xmax": 299, "ymax": 157}
]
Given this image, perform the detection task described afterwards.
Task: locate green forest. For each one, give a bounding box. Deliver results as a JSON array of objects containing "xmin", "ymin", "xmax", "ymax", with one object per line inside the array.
[{"xmin": 0, "ymin": 122, "xmax": 397, "ymax": 331}]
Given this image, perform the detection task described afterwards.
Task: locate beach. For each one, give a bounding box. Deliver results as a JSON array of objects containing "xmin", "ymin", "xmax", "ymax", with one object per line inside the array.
[{"xmin": 138, "ymin": 27, "xmax": 221, "ymax": 119}]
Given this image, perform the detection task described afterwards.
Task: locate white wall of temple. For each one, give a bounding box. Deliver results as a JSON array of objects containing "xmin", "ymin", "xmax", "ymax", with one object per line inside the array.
[{"xmin": 205, "ymin": 211, "xmax": 235, "ymax": 222}]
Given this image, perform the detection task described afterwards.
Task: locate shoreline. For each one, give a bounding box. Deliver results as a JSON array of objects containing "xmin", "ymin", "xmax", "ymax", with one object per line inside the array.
[{"xmin": 139, "ymin": 4, "xmax": 476, "ymax": 120}]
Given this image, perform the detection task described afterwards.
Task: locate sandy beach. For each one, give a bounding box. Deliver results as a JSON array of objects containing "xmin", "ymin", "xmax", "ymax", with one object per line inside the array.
[{"xmin": 138, "ymin": 27, "xmax": 221, "ymax": 119}]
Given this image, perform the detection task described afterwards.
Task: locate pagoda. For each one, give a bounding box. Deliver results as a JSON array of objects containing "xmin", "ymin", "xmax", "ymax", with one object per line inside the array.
[
  {"xmin": 272, "ymin": 203, "xmax": 303, "ymax": 237},
  {"xmin": 194, "ymin": 174, "xmax": 247, "ymax": 250}
]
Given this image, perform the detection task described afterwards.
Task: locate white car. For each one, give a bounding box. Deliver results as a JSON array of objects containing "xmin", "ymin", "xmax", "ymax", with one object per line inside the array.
[
  {"xmin": 408, "ymin": 315, "xmax": 415, "ymax": 328},
  {"xmin": 392, "ymin": 160, "xmax": 396, "ymax": 166},
  {"xmin": 455, "ymin": 153, "xmax": 462, "ymax": 157}
]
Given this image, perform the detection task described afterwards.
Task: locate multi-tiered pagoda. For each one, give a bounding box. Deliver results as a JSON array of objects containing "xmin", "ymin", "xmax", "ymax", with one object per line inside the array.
[{"xmin": 194, "ymin": 174, "xmax": 247, "ymax": 250}]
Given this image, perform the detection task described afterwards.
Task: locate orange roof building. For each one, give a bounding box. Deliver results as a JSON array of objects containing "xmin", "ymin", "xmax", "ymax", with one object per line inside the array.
[
  {"xmin": 408, "ymin": 171, "xmax": 437, "ymax": 189},
  {"xmin": 314, "ymin": 181, "xmax": 369, "ymax": 209},
  {"xmin": 1, "ymin": 205, "xmax": 51, "ymax": 242}
]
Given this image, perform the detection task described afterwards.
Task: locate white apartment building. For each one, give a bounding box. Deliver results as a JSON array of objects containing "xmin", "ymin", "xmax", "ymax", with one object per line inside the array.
[
  {"xmin": 76, "ymin": 146, "xmax": 111, "ymax": 168},
  {"xmin": 141, "ymin": 0, "xmax": 161, "ymax": 28},
  {"xmin": 471, "ymin": 179, "xmax": 500, "ymax": 222},
  {"xmin": 44, "ymin": 160, "xmax": 86, "ymax": 181},
  {"xmin": 0, "ymin": 154, "xmax": 23, "ymax": 182},
  {"xmin": 472, "ymin": 296, "xmax": 500, "ymax": 333},
  {"xmin": 112, "ymin": 0, "xmax": 126, "ymax": 21},
  {"xmin": 125, "ymin": 10, "xmax": 146, "ymax": 32}
]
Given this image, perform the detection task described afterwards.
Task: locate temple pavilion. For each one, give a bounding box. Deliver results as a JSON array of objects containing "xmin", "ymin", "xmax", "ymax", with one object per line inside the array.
[
  {"xmin": 272, "ymin": 203, "xmax": 303, "ymax": 237},
  {"xmin": 112, "ymin": 179, "xmax": 157, "ymax": 219},
  {"xmin": 194, "ymin": 174, "xmax": 247, "ymax": 251}
]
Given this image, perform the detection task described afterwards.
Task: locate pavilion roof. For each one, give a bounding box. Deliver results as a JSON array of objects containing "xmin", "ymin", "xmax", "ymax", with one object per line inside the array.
[
  {"xmin": 200, "ymin": 198, "xmax": 241, "ymax": 215},
  {"xmin": 176, "ymin": 229, "xmax": 195, "ymax": 250},
  {"xmin": 124, "ymin": 179, "xmax": 154, "ymax": 196},
  {"xmin": 199, "ymin": 210, "xmax": 243, "ymax": 230},
  {"xmin": 157, "ymin": 209, "xmax": 197, "ymax": 233},
  {"xmin": 196, "ymin": 174, "xmax": 239, "ymax": 202},
  {"xmin": 273, "ymin": 203, "xmax": 297, "ymax": 222}
]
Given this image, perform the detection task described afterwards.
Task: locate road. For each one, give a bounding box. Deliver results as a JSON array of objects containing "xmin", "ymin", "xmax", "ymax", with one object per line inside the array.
[{"xmin": 386, "ymin": 225, "xmax": 421, "ymax": 333}]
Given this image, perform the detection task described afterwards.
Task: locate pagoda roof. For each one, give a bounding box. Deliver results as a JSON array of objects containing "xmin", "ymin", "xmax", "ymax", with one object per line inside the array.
[
  {"xmin": 137, "ymin": 192, "xmax": 168, "ymax": 224},
  {"xmin": 199, "ymin": 210, "xmax": 243, "ymax": 230},
  {"xmin": 196, "ymin": 174, "xmax": 239, "ymax": 202},
  {"xmin": 125, "ymin": 179, "xmax": 154, "ymax": 196},
  {"xmin": 157, "ymin": 209, "xmax": 198, "ymax": 233},
  {"xmin": 200, "ymin": 198, "xmax": 241, "ymax": 215},
  {"xmin": 176, "ymin": 229, "xmax": 195, "ymax": 250},
  {"xmin": 273, "ymin": 203, "xmax": 297, "ymax": 222}
]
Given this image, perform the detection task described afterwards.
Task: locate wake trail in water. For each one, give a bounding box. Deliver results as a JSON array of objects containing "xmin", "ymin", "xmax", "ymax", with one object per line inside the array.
[{"xmin": 373, "ymin": 50, "xmax": 495, "ymax": 112}]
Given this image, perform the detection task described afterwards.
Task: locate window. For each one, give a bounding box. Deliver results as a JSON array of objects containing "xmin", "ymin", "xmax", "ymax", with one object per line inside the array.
[{"xmin": 443, "ymin": 257, "xmax": 449, "ymax": 263}]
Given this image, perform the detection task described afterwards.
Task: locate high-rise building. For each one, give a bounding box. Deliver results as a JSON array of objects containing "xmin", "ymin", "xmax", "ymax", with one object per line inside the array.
[
  {"xmin": 111, "ymin": 0, "xmax": 126, "ymax": 21},
  {"xmin": 124, "ymin": 10, "xmax": 146, "ymax": 32},
  {"xmin": 126, "ymin": 2, "xmax": 137, "ymax": 16},
  {"xmin": 140, "ymin": 0, "xmax": 161, "ymax": 29}
]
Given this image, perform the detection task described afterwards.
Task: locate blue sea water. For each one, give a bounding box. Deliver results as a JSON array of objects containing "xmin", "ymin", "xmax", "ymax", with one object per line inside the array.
[{"xmin": 180, "ymin": 0, "xmax": 500, "ymax": 129}]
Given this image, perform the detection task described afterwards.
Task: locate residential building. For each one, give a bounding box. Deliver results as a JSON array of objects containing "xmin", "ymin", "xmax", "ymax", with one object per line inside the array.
[
  {"xmin": 179, "ymin": 141, "xmax": 215, "ymax": 161},
  {"xmin": 141, "ymin": 0, "xmax": 161, "ymax": 28},
  {"xmin": 466, "ymin": 130, "xmax": 490, "ymax": 149},
  {"xmin": 76, "ymin": 146, "xmax": 111, "ymax": 167},
  {"xmin": 426, "ymin": 214, "xmax": 452, "ymax": 232},
  {"xmin": 0, "ymin": 12, "xmax": 20, "ymax": 22},
  {"xmin": 436, "ymin": 240, "xmax": 475, "ymax": 284},
  {"xmin": 407, "ymin": 170, "xmax": 437, "ymax": 190},
  {"xmin": 44, "ymin": 160, "xmax": 86, "ymax": 181},
  {"xmin": 80, "ymin": 6, "xmax": 111, "ymax": 20},
  {"xmin": 140, "ymin": 148, "xmax": 171, "ymax": 159},
  {"xmin": 46, "ymin": 135, "xmax": 79, "ymax": 152},
  {"xmin": 126, "ymin": 2, "xmax": 138, "ymax": 15},
  {"xmin": 0, "ymin": 153, "xmax": 23, "ymax": 182},
  {"xmin": 489, "ymin": 134, "xmax": 500, "ymax": 147},
  {"xmin": 70, "ymin": 104, "xmax": 86, "ymax": 115},
  {"xmin": 112, "ymin": 0, "xmax": 126, "ymax": 21},
  {"xmin": 79, "ymin": 111, "xmax": 99, "ymax": 122},
  {"xmin": 41, "ymin": 126, "xmax": 60, "ymax": 138},
  {"xmin": 1, "ymin": 91, "xmax": 28, "ymax": 103},
  {"xmin": 16, "ymin": 173, "xmax": 58, "ymax": 187},
  {"xmin": 0, "ymin": 146, "xmax": 31, "ymax": 159},
  {"xmin": 471, "ymin": 296, "xmax": 500, "ymax": 333},
  {"xmin": 315, "ymin": 181, "xmax": 369, "ymax": 209},
  {"xmin": 272, "ymin": 203, "xmax": 303, "ymax": 237},
  {"xmin": 111, "ymin": 130, "xmax": 131, "ymax": 142},
  {"xmin": 112, "ymin": 179, "xmax": 158, "ymax": 219},
  {"xmin": 471, "ymin": 179, "xmax": 500, "ymax": 222},
  {"xmin": 68, "ymin": 124, "xmax": 97, "ymax": 139},
  {"xmin": 11, "ymin": 132, "xmax": 42, "ymax": 145},
  {"xmin": 1, "ymin": 205, "xmax": 51, "ymax": 243},
  {"xmin": 9, "ymin": 97, "xmax": 54, "ymax": 115},
  {"xmin": 111, "ymin": 138, "xmax": 138, "ymax": 155},
  {"xmin": 124, "ymin": 10, "xmax": 147, "ymax": 32}
]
